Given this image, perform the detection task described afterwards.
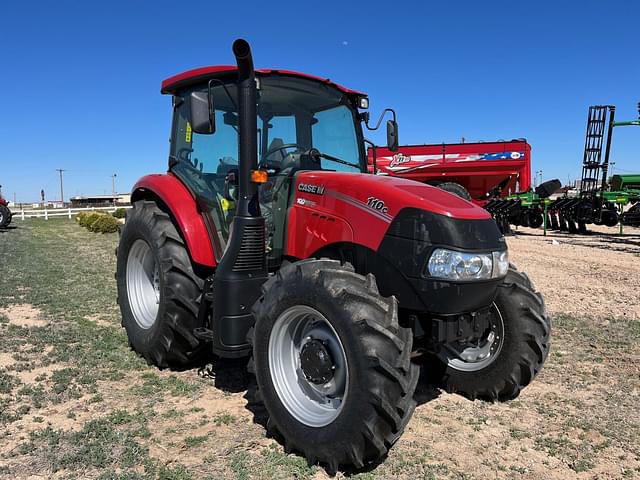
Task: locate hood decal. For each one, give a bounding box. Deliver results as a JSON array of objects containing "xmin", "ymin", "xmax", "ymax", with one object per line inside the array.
[{"xmin": 326, "ymin": 190, "xmax": 393, "ymax": 224}]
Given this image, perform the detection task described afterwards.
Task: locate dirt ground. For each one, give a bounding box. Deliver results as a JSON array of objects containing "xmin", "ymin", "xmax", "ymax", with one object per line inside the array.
[
  {"xmin": 0, "ymin": 219, "xmax": 638, "ymax": 479},
  {"xmin": 508, "ymin": 224, "xmax": 640, "ymax": 320}
]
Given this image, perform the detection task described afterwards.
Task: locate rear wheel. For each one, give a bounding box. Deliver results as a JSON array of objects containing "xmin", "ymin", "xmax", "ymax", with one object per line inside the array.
[
  {"xmin": 436, "ymin": 182, "xmax": 472, "ymax": 201},
  {"xmin": 429, "ymin": 265, "xmax": 550, "ymax": 401},
  {"xmin": 0, "ymin": 205, "xmax": 9, "ymax": 228},
  {"xmin": 248, "ymin": 259, "xmax": 419, "ymax": 472},
  {"xmin": 116, "ymin": 200, "xmax": 207, "ymax": 368}
]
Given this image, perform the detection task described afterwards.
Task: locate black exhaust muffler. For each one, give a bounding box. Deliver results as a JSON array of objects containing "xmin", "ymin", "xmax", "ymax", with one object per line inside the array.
[{"xmin": 209, "ymin": 39, "xmax": 268, "ymax": 358}]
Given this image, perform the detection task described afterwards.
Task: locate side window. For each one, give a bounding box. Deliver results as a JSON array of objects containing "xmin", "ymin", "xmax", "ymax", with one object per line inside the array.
[
  {"xmin": 194, "ymin": 110, "xmax": 238, "ymax": 175},
  {"xmin": 173, "ymin": 98, "xmax": 239, "ymax": 182},
  {"xmin": 312, "ymin": 105, "xmax": 360, "ymax": 172}
]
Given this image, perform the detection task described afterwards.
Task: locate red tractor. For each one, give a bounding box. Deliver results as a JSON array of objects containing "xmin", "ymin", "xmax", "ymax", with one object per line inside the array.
[
  {"xmin": 0, "ymin": 187, "xmax": 12, "ymax": 228},
  {"xmin": 116, "ymin": 40, "xmax": 550, "ymax": 472}
]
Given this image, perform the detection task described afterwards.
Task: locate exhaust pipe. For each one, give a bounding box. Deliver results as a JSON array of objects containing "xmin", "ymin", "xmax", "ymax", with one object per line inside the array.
[
  {"xmin": 232, "ymin": 38, "xmax": 259, "ymax": 217},
  {"xmin": 208, "ymin": 39, "xmax": 268, "ymax": 359}
]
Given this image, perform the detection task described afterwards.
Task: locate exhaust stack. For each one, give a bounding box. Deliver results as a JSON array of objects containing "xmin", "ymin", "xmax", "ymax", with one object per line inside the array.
[
  {"xmin": 208, "ymin": 39, "xmax": 268, "ymax": 358},
  {"xmin": 232, "ymin": 39, "xmax": 259, "ymax": 217}
]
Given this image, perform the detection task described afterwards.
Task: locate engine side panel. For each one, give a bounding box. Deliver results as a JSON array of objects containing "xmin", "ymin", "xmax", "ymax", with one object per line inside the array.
[
  {"xmin": 285, "ymin": 206, "xmax": 354, "ymax": 259},
  {"xmin": 132, "ymin": 173, "xmax": 217, "ymax": 267}
]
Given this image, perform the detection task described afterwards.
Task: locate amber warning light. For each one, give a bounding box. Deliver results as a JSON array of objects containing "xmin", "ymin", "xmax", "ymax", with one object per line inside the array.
[{"xmin": 251, "ymin": 170, "xmax": 269, "ymax": 183}]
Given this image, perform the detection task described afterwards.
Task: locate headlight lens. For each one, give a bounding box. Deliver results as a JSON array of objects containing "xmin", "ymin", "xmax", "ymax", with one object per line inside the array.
[{"xmin": 427, "ymin": 248, "xmax": 508, "ymax": 281}]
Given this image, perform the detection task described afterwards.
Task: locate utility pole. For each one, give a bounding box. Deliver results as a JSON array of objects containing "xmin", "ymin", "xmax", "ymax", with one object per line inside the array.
[
  {"xmin": 111, "ymin": 173, "xmax": 117, "ymax": 206},
  {"xmin": 56, "ymin": 169, "xmax": 66, "ymax": 206}
]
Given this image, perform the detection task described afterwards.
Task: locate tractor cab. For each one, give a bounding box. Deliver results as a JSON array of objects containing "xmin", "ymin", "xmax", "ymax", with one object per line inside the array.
[{"xmin": 162, "ymin": 68, "xmax": 387, "ymax": 266}]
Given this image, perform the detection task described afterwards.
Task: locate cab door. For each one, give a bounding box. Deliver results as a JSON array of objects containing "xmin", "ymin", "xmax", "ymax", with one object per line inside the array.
[{"xmin": 170, "ymin": 84, "xmax": 239, "ymax": 260}]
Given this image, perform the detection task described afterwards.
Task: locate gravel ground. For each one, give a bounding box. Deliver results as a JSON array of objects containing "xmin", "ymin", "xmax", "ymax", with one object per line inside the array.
[{"xmin": 507, "ymin": 224, "xmax": 640, "ymax": 320}]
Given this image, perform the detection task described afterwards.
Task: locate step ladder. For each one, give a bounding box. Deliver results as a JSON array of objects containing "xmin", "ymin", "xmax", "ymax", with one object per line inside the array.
[{"xmin": 579, "ymin": 105, "xmax": 616, "ymax": 222}]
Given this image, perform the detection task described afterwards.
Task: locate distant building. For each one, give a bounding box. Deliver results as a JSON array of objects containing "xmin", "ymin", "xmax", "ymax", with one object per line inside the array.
[{"xmin": 70, "ymin": 193, "xmax": 131, "ymax": 208}]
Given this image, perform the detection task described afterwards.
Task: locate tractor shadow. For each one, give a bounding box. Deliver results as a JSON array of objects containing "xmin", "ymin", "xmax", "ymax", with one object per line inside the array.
[
  {"xmin": 197, "ymin": 356, "xmax": 251, "ymax": 393},
  {"xmin": 198, "ymin": 357, "xmax": 442, "ymax": 476},
  {"xmin": 0, "ymin": 226, "xmax": 18, "ymax": 233}
]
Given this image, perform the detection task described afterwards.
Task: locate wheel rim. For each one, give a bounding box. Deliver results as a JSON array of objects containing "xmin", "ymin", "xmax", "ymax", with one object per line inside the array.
[
  {"xmin": 441, "ymin": 303, "xmax": 505, "ymax": 372},
  {"xmin": 268, "ymin": 305, "xmax": 349, "ymax": 427},
  {"xmin": 126, "ymin": 239, "xmax": 160, "ymax": 329}
]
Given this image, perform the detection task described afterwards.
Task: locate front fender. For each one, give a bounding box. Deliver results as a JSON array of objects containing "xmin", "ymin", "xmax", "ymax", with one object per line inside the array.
[{"xmin": 131, "ymin": 173, "xmax": 217, "ymax": 267}]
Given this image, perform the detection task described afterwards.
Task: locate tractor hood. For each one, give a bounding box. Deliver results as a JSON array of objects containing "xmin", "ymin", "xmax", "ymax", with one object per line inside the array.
[
  {"xmin": 289, "ymin": 170, "xmax": 500, "ymax": 256},
  {"xmin": 287, "ymin": 170, "xmax": 505, "ymax": 311},
  {"xmin": 294, "ymin": 171, "xmax": 490, "ymax": 222}
]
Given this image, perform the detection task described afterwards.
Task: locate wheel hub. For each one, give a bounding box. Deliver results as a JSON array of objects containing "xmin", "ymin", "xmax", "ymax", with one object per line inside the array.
[
  {"xmin": 268, "ymin": 305, "xmax": 349, "ymax": 427},
  {"xmin": 126, "ymin": 239, "xmax": 161, "ymax": 330},
  {"xmin": 440, "ymin": 303, "xmax": 505, "ymax": 372},
  {"xmin": 300, "ymin": 339, "xmax": 335, "ymax": 384}
]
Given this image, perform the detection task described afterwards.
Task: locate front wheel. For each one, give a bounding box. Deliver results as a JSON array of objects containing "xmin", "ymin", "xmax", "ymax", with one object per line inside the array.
[
  {"xmin": 429, "ymin": 265, "xmax": 551, "ymax": 401},
  {"xmin": 248, "ymin": 259, "xmax": 419, "ymax": 472}
]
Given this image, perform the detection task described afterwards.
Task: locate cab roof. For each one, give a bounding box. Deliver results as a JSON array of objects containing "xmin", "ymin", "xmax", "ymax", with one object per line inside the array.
[{"xmin": 160, "ymin": 66, "xmax": 365, "ymax": 97}]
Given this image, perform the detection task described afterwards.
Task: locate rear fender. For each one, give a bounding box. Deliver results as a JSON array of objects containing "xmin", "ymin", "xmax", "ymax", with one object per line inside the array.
[{"xmin": 131, "ymin": 173, "xmax": 217, "ymax": 267}]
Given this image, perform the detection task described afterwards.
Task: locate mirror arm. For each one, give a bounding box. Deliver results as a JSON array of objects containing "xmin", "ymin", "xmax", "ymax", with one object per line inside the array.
[
  {"xmin": 208, "ymin": 78, "xmax": 238, "ymax": 110},
  {"xmin": 364, "ymin": 108, "xmax": 397, "ymax": 131}
]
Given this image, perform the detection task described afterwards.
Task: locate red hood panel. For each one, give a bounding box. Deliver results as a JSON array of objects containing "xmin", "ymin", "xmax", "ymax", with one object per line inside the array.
[{"xmin": 295, "ymin": 172, "xmax": 490, "ymax": 221}]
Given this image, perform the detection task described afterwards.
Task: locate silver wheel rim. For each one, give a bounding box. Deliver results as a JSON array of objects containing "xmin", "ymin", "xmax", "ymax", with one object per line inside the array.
[
  {"xmin": 268, "ymin": 305, "xmax": 349, "ymax": 427},
  {"xmin": 441, "ymin": 303, "xmax": 505, "ymax": 372},
  {"xmin": 126, "ymin": 239, "xmax": 160, "ymax": 329}
]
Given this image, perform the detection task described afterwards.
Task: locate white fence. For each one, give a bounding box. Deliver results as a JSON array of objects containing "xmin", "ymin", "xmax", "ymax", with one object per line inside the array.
[{"xmin": 15, "ymin": 205, "xmax": 132, "ymax": 220}]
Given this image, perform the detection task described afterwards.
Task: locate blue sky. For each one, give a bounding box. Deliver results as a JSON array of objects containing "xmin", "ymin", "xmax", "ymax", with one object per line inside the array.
[{"xmin": 1, "ymin": 0, "xmax": 638, "ymax": 203}]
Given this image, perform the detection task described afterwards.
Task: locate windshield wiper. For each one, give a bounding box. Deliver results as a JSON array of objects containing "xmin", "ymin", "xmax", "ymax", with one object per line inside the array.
[{"xmin": 309, "ymin": 149, "xmax": 360, "ymax": 170}]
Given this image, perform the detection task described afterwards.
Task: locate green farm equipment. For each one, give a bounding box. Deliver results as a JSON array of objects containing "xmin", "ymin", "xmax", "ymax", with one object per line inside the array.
[
  {"xmin": 484, "ymin": 179, "xmax": 560, "ymax": 234},
  {"xmin": 488, "ymin": 103, "xmax": 640, "ymax": 234},
  {"xmin": 612, "ymin": 174, "xmax": 640, "ymax": 226}
]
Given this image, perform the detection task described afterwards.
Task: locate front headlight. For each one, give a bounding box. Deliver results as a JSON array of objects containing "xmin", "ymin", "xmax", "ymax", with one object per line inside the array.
[{"xmin": 427, "ymin": 248, "xmax": 509, "ymax": 281}]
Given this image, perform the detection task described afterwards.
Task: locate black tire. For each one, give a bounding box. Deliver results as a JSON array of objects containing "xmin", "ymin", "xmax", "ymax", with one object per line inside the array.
[
  {"xmin": 247, "ymin": 259, "xmax": 419, "ymax": 472},
  {"xmin": 436, "ymin": 182, "xmax": 472, "ymax": 201},
  {"xmin": 0, "ymin": 205, "xmax": 9, "ymax": 228},
  {"xmin": 116, "ymin": 200, "xmax": 207, "ymax": 368},
  {"xmin": 601, "ymin": 210, "xmax": 619, "ymax": 227},
  {"xmin": 429, "ymin": 265, "xmax": 550, "ymax": 401},
  {"xmin": 528, "ymin": 210, "xmax": 543, "ymax": 229}
]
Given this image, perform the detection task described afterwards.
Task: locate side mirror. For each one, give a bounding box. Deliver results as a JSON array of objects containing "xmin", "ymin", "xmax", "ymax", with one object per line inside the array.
[
  {"xmin": 190, "ymin": 91, "xmax": 215, "ymax": 134},
  {"xmin": 386, "ymin": 120, "xmax": 398, "ymax": 152}
]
